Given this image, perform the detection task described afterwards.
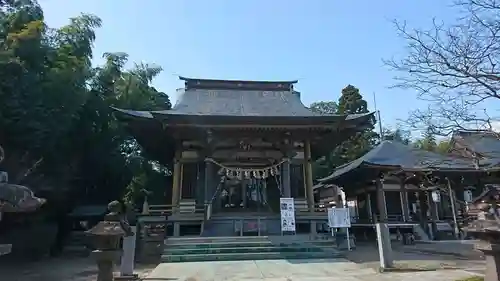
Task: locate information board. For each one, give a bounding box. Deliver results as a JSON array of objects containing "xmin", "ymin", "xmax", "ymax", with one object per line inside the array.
[
  {"xmin": 328, "ymin": 207, "xmax": 351, "ymax": 228},
  {"xmin": 280, "ymin": 198, "xmax": 296, "ymax": 232}
]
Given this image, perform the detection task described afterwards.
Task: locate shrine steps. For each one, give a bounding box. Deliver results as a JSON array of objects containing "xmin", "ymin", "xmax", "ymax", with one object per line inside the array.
[{"xmin": 161, "ymin": 236, "xmax": 342, "ymax": 263}]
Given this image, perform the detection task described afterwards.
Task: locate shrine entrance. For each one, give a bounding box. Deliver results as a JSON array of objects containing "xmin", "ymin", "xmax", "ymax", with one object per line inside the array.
[
  {"xmin": 214, "ymin": 160, "xmax": 283, "ymax": 214},
  {"xmin": 219, "ymin": 178, "xmax": 272, "ymax": 212}
]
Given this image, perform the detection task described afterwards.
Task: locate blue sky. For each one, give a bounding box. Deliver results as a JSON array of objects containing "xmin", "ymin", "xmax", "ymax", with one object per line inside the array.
[{"xmin": 39, "ymin": 0, "xmax": 458, "ymax": 131}]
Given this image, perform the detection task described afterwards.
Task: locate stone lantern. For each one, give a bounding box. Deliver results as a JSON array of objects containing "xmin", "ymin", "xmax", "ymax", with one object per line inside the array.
[
  {"xmin": 86, "ymin": 201, "xmax": 133, "ymax": 281},
  {"xmin": 465, "ymin": 187, "xmax": 500, "ymax": 281}
]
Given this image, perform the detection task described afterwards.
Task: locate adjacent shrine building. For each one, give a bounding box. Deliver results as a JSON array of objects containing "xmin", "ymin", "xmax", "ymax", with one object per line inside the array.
[{"xmin": 114, "ymin": 77, "xmax": 374, "ymax": 237}]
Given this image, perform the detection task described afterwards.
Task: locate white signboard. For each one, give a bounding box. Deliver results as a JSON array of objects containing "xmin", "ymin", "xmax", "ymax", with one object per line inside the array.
[
  {"xmin": 280, "ymin": 198, "xmax": 296, "ymax": 232},
  {"xmin": 328, "ymin": 207, "xmax": 351, "ymax": 228}
]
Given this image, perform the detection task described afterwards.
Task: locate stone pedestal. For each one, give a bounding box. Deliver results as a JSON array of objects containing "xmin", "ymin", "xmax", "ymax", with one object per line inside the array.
[
  {"xmin": 118, "ymin": 226, "xmax": 138, "ymax": 280},
  {"xmin": 464, "ymin": 187, "xmax": 500, "ymax": 281},
  {"xmin": 376, "ymin": 223, "xmax": 394, "ymax": 269},
  {"xmin": 92, "ymin": 250, "xmax": 121, "ymax": 281},
  {"xmin": 476, "ymin": 242, "xmax": 500, "ymax": 281}
]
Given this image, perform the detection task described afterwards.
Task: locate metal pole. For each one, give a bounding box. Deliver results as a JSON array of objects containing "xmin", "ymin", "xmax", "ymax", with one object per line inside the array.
[
  {"xmin": 373, "ymin": 92, "xmax": 384, "ymax": 140},
  {"xmin": 447, "ymin": 178, "xmax": 460, "ymax": 239}
]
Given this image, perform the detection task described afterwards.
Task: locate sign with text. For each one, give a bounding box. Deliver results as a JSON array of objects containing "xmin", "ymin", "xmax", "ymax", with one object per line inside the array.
[
  {"xmin": 328, "ymin": 207, "xmax": 351, "ymax": 228},
  {"xmin": 280, "ymin": 198, "xmax": 296, "ymax": 232}
]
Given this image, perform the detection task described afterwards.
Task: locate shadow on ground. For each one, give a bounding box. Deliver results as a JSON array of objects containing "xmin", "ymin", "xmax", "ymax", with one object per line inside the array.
[
  {"xmin": 0, "ymin": 255, "xmax": 158, "ymax": 281},
  {"xmin": 346, "ymin": 242, "xmax": 486, "ymax": 274}
]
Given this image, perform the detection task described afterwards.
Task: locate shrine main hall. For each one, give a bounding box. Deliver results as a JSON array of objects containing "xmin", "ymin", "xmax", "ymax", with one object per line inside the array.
[{"xmin": 115, "ymin": 77, "xmax": 374, "ymax": 237}]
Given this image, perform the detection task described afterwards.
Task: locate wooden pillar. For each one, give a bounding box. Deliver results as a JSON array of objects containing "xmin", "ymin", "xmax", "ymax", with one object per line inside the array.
[
  {"xmin": 427, "ymin": 191, "xmax": 439, "ymax": 240},
  {"xmin": 282, "ymin": 159, "xmax": 291, "ymax": 197},
  {"xmin": 417, "ymin": 190, "xmax": 429, "ymax": 234},
  {"xmin": 304, "ymin": 139, "xmax": 314, "ymax": 212},
  {"xmin": 366, "ymin": 192, "xmax": 373, "ymax": 221},
  {"xmin": 204, "ymin": 160, "xmax": 213, "ymax": 203},
  {"xmin": 376, "ymin": 179, "xmax": 388, "ymax": 222},
  {"xmin": 399, "ymin": 179, "xmax": 410, "ymax": 222},
  {"xmin": 241, "ymin": 180, "xmax": 247, "ymax": 208},
  {"xmin": 171, "ymin": 149, "xmax": 181, "ymax": 208},
  {"xmin": 179, "ymin": 163, "xmax": 184, "ymax": 201}
]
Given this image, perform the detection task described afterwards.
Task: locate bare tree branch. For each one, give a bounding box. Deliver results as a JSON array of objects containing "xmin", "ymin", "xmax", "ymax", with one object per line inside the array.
[{"xmin": 385, "ymin": 0, "xmax": 500, "ymax": 135}]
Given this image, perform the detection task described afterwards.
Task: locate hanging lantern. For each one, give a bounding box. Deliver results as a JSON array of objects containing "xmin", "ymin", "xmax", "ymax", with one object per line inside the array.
[
  {"xmin": 252, "ymin": 171, "xmax": 257, "ymax": 179},
  {"xmin": 244, "ymin": 171, "xmax": 250, "ymax": 179},
  {"xmin": 237, "ymin": 170, "xmax": 242, "ymax": 180},
  {"xmin": 226, "ymin": 169, "xmax": 231, "ymax": 178}
]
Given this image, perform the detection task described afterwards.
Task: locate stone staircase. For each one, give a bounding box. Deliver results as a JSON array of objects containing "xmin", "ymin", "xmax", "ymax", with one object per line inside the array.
[{"xmin": 162, "ymin": 236, "xmax": 343, "ymax": 263}]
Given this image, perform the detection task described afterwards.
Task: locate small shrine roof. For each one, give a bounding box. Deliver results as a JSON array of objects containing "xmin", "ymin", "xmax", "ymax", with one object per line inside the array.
[
  {"xmin": 451, "ymin": 130, "xmax": 500, "ymax": 167},
  {"xmin": 319, "ymin": 140, "xmax": 481, "ymax": 186}
]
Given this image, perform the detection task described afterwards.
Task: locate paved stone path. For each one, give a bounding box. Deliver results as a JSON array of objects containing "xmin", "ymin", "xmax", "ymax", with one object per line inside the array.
[{"xmin": 145, "ymin": 259, "xmax": 480, "ymax": 281}]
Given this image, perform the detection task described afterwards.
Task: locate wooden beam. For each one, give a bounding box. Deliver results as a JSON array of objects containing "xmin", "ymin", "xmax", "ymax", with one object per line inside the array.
[{"xmin": 304, "ymin": 139, "xmax": 315, "ymax": 212}]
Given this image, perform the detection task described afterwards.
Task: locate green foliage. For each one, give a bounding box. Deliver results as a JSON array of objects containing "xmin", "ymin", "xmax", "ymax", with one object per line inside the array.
[
  {"xmin": 382, "ymin": 128, "xmax": 411, "ymax": 145},
  {"xmin": 310, "ymin": 101, "xmax": 337, "ymax": 114},
  {"xmin": 311, "ymin": 85, "xmax": 378, "ymax": 179},
  {"xmin": 413, "ymin": 126, "xmax": 451, "ymax": 154},
  {"xmin": 333, "ymin": 85, "xmax": 378, "ymax": 163},
  {"xmin": 0, "ymin": 0, "xmax": 171, "ymax": 209}
]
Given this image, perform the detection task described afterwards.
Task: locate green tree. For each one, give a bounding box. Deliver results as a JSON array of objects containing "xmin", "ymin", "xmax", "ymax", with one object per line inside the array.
[
  {"xmin": 310, "ymin": 86, "xmax": 378, "ymax": 179},
  {"xmin": 0, "ymin": 0, "xmax": 172, "ymax": 206},
  {"xmin": 334, "ymin": 85, "xmax": 378, "ymax": 163},
  {"xmin": 382, "ymin": 128, "xmax": 411, "ymax": 145},
  {"xmin": 309, "ymin": 101, "xmax": 340, "ymax": 178},
  {"xmin": 310, "ymin": 101, "xmax": 337, "ymax": 114},
  {"xmin": 414, "ymin": 127, "xmax": 437, "ymax": 152}
]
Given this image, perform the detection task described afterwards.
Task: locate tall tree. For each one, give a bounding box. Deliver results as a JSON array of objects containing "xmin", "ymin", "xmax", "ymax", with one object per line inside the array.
[
  {"xmin": 308, "ymin": 101, "xmax": 338, "ymax": 179},
  {"xmin": 385, "ymin": 0, "xmax": 500, "ymax": 135},
  {"xmin": 0, "ymin": 0, "xmax": 172, "ymax": 206},
  {"xmin": 335, "ymin": 85, "xmax": 378, "ymax": 163}
]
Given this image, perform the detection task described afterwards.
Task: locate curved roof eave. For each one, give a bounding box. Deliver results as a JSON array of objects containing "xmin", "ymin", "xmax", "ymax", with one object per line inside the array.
[
  {"xmin": 112, "ymin": 107, "xmax": 375, "ymax": 127},
  {"xmin": 319, "ymin": 140, "xmax": 481, "ymax": 184},
  {"xmin": 112, "ymin": 107, "xmax": 154, "ymax": 119}
]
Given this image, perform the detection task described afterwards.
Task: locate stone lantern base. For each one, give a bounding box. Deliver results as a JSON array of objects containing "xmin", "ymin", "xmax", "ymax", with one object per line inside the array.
[
  {"xmin": 91, "ymin": 250, "xmax": 122, "ymax": 281},
  {"xmin": 475, "ymin": 241, "xmax": 500, "ymax": 281}
]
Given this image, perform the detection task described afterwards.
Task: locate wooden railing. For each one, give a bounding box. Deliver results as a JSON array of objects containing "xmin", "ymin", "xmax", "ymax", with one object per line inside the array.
[
  {"xmin": 136, "ymin": 219, "xmax": 167, "ymax": 263},
  {"xmin": 295, "ymin": 201, "xmax": 328, "ymax": 212},
  {"xmin": 141, "ymin": 201, "xmax": 205, "ymax": 216}
]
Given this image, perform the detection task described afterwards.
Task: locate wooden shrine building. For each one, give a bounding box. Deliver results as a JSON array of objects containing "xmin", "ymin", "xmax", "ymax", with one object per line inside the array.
[
  {"xmin": 317, "ymin": 140, "xmax": 482, "ymax": 241},
  {"xmin": 114, "ymin": 77, "xmax": 374, "ymax": 237}
]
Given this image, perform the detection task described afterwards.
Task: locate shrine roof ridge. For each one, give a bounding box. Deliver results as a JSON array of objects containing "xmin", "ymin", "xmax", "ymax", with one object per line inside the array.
[
  {"xmin": 179, "ymin": 76, "xmax": 298, "ymax": 91},
  {"xmin": 179, "ymin": 76, "xmax": 298, "ymax": 85}
]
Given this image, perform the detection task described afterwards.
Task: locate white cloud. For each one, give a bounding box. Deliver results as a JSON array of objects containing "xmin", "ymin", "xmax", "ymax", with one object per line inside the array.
[{"xmin": 491, "ymin": 121, "xmax": 500, "ymax": 132}]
